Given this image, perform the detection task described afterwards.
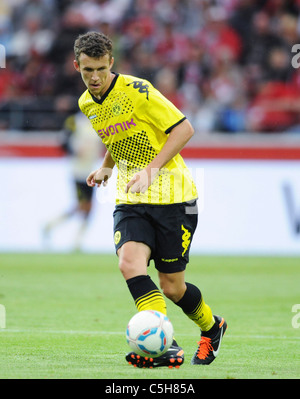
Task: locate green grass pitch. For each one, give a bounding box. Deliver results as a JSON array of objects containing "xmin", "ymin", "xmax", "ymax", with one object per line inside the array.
[{"xmin": 0, "ymin": 253, "xmax": 299, "ymax": 379}]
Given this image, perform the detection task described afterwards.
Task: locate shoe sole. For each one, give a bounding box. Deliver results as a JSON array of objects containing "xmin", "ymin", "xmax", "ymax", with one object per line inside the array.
[{"xmin": 126, "ymin": 350, "xmax": 184, "ymax": 369}]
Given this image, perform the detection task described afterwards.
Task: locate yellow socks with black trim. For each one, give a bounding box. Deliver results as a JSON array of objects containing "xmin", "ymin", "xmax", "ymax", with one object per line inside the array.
[
  {"xmin": 175, "ymin": 282, "xmax": 215, "ymax": 332},
  {"xmin": 126, "ymin": 275, "xmax": 167, "ymax": 315}
]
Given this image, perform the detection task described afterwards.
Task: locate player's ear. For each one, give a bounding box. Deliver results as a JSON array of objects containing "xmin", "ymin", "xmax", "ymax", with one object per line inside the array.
[
  {"xmin": 109, "ymin": 57, "xmax": 114, "ymax": 70},
  {"xmin": 73, "ymin": 60, "xmax": 80, "ymax": 72}
]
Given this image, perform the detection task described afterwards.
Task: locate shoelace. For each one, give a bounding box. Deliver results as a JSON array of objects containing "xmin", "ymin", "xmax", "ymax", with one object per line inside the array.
[{"xmin": 196, "ymin": 336, "xmax": 213, "ymax": 359}]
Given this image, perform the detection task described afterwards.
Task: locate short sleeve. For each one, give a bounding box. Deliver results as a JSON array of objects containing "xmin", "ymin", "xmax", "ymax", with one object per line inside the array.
[{"xmin": 143, "ymin": 85, "xmax": 186, "ymax": 134}]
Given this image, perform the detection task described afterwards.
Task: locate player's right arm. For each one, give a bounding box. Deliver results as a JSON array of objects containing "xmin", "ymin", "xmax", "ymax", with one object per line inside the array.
[{"xmin": 86, "ymin": 150, "xmax": 115, "ymax": 187}]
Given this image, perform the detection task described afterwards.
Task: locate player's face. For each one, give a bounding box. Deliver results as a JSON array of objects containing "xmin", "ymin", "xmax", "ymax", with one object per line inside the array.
[{"xmin": 74, "ymin": 53, "xmax": 114, "ymax": 99}]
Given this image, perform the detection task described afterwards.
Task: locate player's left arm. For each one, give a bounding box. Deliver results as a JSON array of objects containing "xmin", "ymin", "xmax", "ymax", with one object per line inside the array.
[{"xmin": 125, "ymin": 119, "xmax": 194, "ymax": 194}]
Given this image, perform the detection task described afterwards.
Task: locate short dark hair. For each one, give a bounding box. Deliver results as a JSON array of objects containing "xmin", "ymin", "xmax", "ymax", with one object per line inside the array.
[{"xmin": 74, "ymin": 31, "xmax": 113, "ymax": 63}]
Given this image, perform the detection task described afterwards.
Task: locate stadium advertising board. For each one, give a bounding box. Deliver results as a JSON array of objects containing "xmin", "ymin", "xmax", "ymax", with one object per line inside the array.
[{"xmin": 0, "ymin": 158, "xmax": 299, "ymax": 255}]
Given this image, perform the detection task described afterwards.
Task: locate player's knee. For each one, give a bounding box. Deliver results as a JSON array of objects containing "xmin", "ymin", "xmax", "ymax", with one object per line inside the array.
[
  {"xmin": 117, "ymin": 242, "xmax": 149, "ymax": 280},
  {"xmin": 118, "ymin": 257, "xmax": 131, "ymax": 277},
  {"xmin": 118, "ymin": 257, "xmax": 142, "ymax": 280},
  {"xmin": 79, "ymin": 201, "xmax": 92, "ymax": 214}
]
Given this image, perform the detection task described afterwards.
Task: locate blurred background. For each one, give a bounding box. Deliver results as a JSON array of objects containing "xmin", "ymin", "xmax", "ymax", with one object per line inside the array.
[{"xmin": 0, "ymin": 0, "xmax": 300, "ymax": 254}]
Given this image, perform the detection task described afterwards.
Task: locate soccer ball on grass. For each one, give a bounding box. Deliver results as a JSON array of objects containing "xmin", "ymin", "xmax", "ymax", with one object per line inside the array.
[{"xmin": 126, "ymin": 310, "xmax": 174, "ymax": 358}]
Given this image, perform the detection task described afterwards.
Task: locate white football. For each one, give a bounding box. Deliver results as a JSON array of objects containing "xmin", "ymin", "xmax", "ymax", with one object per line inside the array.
[{"xmin": 126, "ymin": 310, "xmax": 174, "ymax": 358}]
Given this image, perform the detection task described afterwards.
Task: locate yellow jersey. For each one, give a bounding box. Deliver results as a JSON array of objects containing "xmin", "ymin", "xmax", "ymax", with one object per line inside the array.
[{"xmin": 78, "ymin": 73, "xmax": 198, "ymax": 205}]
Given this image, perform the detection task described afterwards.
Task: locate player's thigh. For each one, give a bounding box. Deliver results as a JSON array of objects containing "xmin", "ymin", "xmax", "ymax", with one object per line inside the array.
[
  {"xmin": 113, "ymin": 205, "xmax": 156, "ymax": 254},
  {"xmin": 117, "ymin": 241, "xmax": 151, "ymax": 280},
  {"xmin": 113, "ymin": 205, "xmax": 155, "ymax": 279}
]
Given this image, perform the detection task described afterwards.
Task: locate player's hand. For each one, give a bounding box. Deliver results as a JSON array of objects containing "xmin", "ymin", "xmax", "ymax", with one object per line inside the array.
[
  {"xmin": 125, "ymin": 167, "xmax": 158, "ymax": 194},
  {"xmin": 86, "ymin": 170, "xmax": 97, "ymax": 187},
  {"xmin": 86, "ymin": 167, "xmax": 112, "ymax": 187}
]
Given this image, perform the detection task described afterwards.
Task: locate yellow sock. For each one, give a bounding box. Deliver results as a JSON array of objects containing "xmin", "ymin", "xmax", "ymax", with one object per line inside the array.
[
  {"xmin": 126, "ymin": 275, "xmax": 167, "ymax": 315},
  {"xmin": 175, "ymin": 282, "xmax": 215, "ymax": 332},
  {"xmin": 135, "ymin": 289, "xmax": 167, "ymax": 315},
  {"xmin": 186, "ymin": 298, "xmax": 215, "ymax": 331}
]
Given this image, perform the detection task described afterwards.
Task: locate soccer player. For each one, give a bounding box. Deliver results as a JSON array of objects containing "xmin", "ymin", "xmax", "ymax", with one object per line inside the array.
[{"xmin": 74, "ymin": 31, "xmax": 227, "ymax": 368}]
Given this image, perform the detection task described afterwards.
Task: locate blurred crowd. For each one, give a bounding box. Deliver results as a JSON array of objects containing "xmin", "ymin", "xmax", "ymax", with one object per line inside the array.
[{"xmin": 1, "ymin": 0, "xmax": 300, "ymax": 133}]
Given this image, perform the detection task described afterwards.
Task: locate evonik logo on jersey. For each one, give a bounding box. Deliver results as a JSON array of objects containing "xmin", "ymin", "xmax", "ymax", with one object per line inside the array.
[{"xmin": 97, "ymin": 118, "xmax": 136, "ymax": 139}]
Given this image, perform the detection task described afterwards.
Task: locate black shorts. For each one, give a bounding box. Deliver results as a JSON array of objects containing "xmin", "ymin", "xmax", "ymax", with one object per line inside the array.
[
  {"xmin": 113, "ymin": 200, "xmax": 198, "ymax": 273},
  {"xmin": 75, "ymin": 181, "xmax": 93, "ymax": 202}
]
